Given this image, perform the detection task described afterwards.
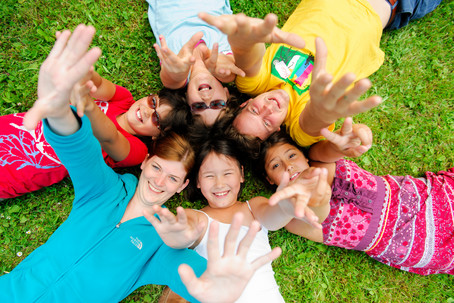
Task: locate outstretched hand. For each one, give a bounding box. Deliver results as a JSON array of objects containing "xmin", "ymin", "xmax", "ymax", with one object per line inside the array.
[
  {"xmin": 268, "ymin": 167, "xmax": 331, "ymax": 229},
  {"xmin": 69, "ymin": 67, "xmax": 98, "ymax": 117},
  {"xmin": 144, "ymin": 206, "xmax": 205, "ymax": 249},
  {"xmin": 23, "ymin": 24, "xmax": 101, "ymax": 130},
  {"xmin": 154, "ymin": 33, "xmax": 201, "ymax": 87},
  {"xmin": 179, "ymin": 213, "xmax": 282, "ymax": 303},
  {"xmin": 204, "ymin": 49, "xmax": 246, "ymax": 83},
  {"xmin": 320, "ymin": 117, "xmax": 372, "ymax": 158},
  {"xmin": 199, "ymin": 12, "xmax": 305, "ymax": 52},
  {"xmin": 301, "ymin": 37, "xmax": 382, "ymax": 137}
]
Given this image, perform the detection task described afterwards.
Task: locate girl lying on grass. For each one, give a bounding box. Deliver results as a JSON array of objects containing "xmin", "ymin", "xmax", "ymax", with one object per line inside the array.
[
  {"xmin": 146, "ymin": 0, "xmax": 245, "ymax": 126},
  {"xmin": 0, "ymin": 56, "xmax": 191, "ymax": 199},
  {"xmin": 0, "ymin": 24, "xmax": 280, "ymax": 302},
  {"xmin": 145, "ymin": 127, "xmax": 326, "ymax": 302},
  {"xmin": 259, "ymin": 118, "xmax": 454, "ymax": 275}
]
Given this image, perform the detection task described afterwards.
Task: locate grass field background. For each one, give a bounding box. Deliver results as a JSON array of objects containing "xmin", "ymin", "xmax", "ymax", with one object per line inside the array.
[{"xmin": 0, "ymin": 0, "xmax": 453, "ymax": 302}]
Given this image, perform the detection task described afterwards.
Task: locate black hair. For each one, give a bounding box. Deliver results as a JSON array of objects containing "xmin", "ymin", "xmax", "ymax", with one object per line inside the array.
[
  {"xmin": 185, "ymin": 116, "xmax": 246, "ymax": 203},
  {"xmin": 255, "ymin": 129, "xmax": 309, "ymax": 186},
  {"xmin": 158, "ymin": 87, "xmax": 193, "ymax": 136}
]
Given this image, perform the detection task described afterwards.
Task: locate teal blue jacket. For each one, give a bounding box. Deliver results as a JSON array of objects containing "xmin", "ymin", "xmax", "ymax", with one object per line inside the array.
[{"xmin": 0, "ymin": 113, "xmax": 206, "ymax": 302}]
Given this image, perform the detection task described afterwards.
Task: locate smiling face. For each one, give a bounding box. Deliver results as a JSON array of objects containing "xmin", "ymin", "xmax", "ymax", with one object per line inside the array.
[
  {"xmin": 186, "ymin": 66, "xmax": 229, "ymax": 126},
  {"xmin": 197, "ymin": 151, "xmax": 244, "ymax": 209},
  {"xmin": 233, "ymin": 89, "xmax": 289, "ymax": 140},
  {"xmin": 264, "ymin": 142, "xmax": 310, "ymax": 186},
  {"xmin": 124, "ymin": 95, "xmax": 172, "ymax": 139},
  {"xmin": 137, "ymin": 155, "xmax": 189, "ymax": 206}
]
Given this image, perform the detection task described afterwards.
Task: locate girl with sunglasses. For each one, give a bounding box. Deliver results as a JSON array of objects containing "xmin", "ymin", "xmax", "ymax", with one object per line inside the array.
[
  {"xmin": 0, "ymin": 65, "xmax": 191, "ymax": 199},
  {"xmin": 146, "ymin": 0, "xmax": 245, "ymax": 126}
]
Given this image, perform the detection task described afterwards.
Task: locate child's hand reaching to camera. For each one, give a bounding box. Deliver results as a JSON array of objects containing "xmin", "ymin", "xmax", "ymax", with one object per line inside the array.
[{"xmin": 320, "ymin": 117, "xmax": 372, "ymax": 158}]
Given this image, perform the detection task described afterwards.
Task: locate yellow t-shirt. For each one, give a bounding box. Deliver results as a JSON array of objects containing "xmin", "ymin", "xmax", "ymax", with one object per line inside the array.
[{"xmin": 236, "ymin": 0, "xmax": 384, "ymax": 147}]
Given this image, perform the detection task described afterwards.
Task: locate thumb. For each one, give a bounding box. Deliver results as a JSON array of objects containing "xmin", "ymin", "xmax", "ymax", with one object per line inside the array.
[
  {"xmin": 178, "ymin": 264, "xmax": 198, "ymax": 292},
  {"xmin": 23, "ymin": 101, "xmax": 47, "ymax": 130},
  {"xmin": 276, "ymin": 171, "xmax": 290, "ymax": 192}
]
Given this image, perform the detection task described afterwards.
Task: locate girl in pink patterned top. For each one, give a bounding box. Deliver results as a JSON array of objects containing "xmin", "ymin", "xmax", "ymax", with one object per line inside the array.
[{"xmin": 259, "ymin": 118, "xmax": 454, "ymax": 275}]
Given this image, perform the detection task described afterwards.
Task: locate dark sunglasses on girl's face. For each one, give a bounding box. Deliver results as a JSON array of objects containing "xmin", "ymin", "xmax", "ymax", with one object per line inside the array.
[
  {"xmin": 147, "ymin": 95, "xmax": 161, "ymax": 130},
  {"xmin": 190, "ymin": 100, "xmax": 226, "ymax": 112}
]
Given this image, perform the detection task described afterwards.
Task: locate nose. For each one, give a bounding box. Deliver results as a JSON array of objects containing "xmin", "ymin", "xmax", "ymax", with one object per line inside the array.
[
  {"xmin": 283, "ymin": 161, "xmax": 293, "ymax": 173},
  {"xmin": 155, "ymin": 173, "xmax": 166, "ymax": 187},
  {"xmin": 215, "ymin": 175, "xmax": 225, "ymax": 188},
  {"xmin": 199, "ymin": 88, "xmax": 213, "ymax": 102},
  {"xmin": 262, "ymin": 100, "xmax": 274, "ymax": 115}
]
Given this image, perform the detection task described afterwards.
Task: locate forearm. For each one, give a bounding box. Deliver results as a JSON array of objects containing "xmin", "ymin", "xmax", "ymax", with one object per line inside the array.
[
  {"xmin": 299, "ymin": 104, "xmax": 334, "ymax": 137},
  {"xmin": 308, "ymin": 140, "xmax": 344, "ymax": 163},
  {"xmin": 232, "ymin": 43, "xmax": 266, "ymax": 77},
  {"xmin": 250, "ymin": 197, "xmax": 294, "ymax": 231},
  {"xmin": 160, "ymin": 68, "xmax": 188, "ymax": 89},
  {"xmin": 47, "ymin": 107, "xmax": 81, "ymax": 136},
  {"xmin": 84, "ymin": 104, "xmax": 130, "ymax": 161},
  {"xmin": 89, "ymin": 71, "xmax": 116, "ymax": 101}
]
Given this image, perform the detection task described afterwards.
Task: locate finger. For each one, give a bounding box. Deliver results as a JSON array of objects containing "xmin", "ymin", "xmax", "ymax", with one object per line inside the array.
[
  {"xmin": 206, "ymin": 221, "xmax": 221, "ymax": 263},
  {"xmin": 23, "ymin": 99, "xmax": 51, "ymax": 130},
  {"xmin": 207, "ymin": 43, "xmax": 219, "ymax": 70},
  {"xmin": 355, "ymin": 125, "xmax": 373, "ymax": 147},
  {"xmin": 301, "ymin": 207, "xmax": 321, "ymax": 228},
  {"xmin": 329, "ymin": 72, "xmax": 357, "ymax": 106},
  {"xmin": 61, "ymin": 24, "xmax": 96, "ymax": 66},
  {"xmin": 269, "ymin": 184, "xmax": 303, "ymax": 206},
  {"xmin": 236, "ymin": 220, "xmax": 260, "ymax": 258},
  {"xmin": 340, "ymin": 117, "xmax": 353, "ymax": 135},
  {"xmin": 321, "ymin": 127, "xmax": 346, "ymax": 147},
  {"xmin": 143, "ymin": 208, "xmax": 160, "ymax": 226},
  {"xmin": 66, "ymin": 47, "xmax": 102, "ymax": 86},
  {"xmin": 275, "ymin": 171, "xmax": 290, "ymax": 193},
  {"xmin": 294, "ymin": 193, "xmax": 310, "ymax": 218},
  {"xmin": 153, "ymin": 43, "xmax": 165, "ymax": 61},
  {"xmin": 250, "ymin": 247, "xmax": 282, "ymax": 272},
  {"xmin": 178, "ymin": 264, "xmax": 199, "ymax": 291},
  {"xmin": 228, "ymin": 64, "xmax": 246, "ymax": 77},
  {"xmin": 348, "ymin": 95, "xmax": 383, "ymax": 116},
  {"xmin": 48, "ymin": 29, "xmax": 71, "ymax": 59},
  {"xmin": 184, "ymin": 32, "xmax": 204, "ymax": 50},
  {"xmin": 199, "ymin": 12, "xmax": 237, "ymax": 36},
  {"xmin": 176, "ymin": 206, "xmax": 188, "ymax": 225},
  {"xmin": 223, "ymin": 212, "xmax": 243, "ymax": 256},
  {"xmin": 308, "ymin": 168, "xmax": 328, "ymax": 207},
  {"xmin": 312, "ymin": 37, "xmax": 328, "ymax": 80}
]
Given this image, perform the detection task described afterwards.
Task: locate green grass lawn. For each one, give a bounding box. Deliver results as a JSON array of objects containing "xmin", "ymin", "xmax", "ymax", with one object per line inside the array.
[{"xmin": 1, "ymin": 0, "xmax": 453, "ymax": 302}]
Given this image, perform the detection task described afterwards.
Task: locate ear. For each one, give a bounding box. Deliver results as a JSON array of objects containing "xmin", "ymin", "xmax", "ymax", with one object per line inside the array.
[
  {"xmin": 177, "ymin": 179, "xmax": 190, "ymax": 193},
  {"xmin": 240, "ymin": 166, "xmax": 245, "ymax": 183},
  {"xmin": 224, "ymin": 87, "xmax": 230, "ymax": 99},
  {"xmin": 140, "ymin": 154, "xmax": 151, "ymax": 170},
  {"xmin": 240, "ymin": 99, "xmax": 251, "ymax": 108},
  {"xmin": 266, "ymin": 175, "xmax": 275, "ymax": 185}
]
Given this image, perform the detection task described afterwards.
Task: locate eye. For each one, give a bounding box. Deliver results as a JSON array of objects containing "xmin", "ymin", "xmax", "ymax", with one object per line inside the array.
[
  {"xmin": 264, "ymin": 120, "xmax": 270, "ymax": 127},
  {"xmin": 152, "ymin": 164, "xmax": 160, "ymax": 171},
  {"xmin": 251, "ymin": 108, "xmax": 259, "ymax": 115},
  {"xmin": 169, "ymin": 176, "xmax": 178, "ymax": 183},
  {"xmin": 289, "ymin": 153, "xmax": 296, "ymax": 159},
  {"xmin": 272, "ymin": 163, "xmax": 280, "ymax": 170}
]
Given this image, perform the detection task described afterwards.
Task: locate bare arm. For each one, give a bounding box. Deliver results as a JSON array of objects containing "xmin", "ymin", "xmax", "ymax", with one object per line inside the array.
[
  {"xmin": 308, "ymin": 117, "xmax": 373, "ymax": 163},
  {"xmin": 199, "ymin": 12, "xmax": 305, "ymax": 78},
  {"xmin": 70, "ymin": 74, "xmax": 130, "ymax": 162}
]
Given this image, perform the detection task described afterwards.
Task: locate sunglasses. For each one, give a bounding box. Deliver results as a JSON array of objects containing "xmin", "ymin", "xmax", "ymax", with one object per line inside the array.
[
  {"xmin": 190, "ymin": 100, "xmax": 226, "ymax": 112},
  {"xmin": 147, "ymin": 95, "xmax": 161, "ymax": 130}
]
